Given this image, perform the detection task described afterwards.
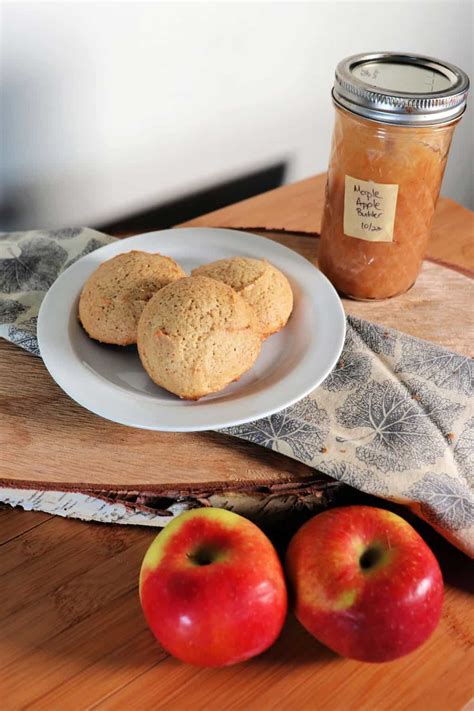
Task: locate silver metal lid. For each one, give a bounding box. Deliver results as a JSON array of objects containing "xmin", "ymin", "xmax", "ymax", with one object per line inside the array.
[{"xmin": 333, "ymin": 52, "xmax": 470, "ymax": 126}]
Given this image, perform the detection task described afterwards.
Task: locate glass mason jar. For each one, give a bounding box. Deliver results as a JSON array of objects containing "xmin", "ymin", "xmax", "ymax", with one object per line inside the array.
[{"xmin": 319, "ymin": 53, "xmax": 470, "ymax": 300}]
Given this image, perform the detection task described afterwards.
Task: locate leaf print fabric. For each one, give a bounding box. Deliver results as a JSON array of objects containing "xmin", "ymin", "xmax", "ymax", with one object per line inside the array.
[
  {"xmin": 0, "ymin": 297, "xmax": 26, "ymax": 324},
  {"xmin": 396, "ymin": 337, "xmax": 473, "ymax": 396},
  {"xmin": 64, "ymin": 237, "xmax": 107, "ymax": 271},
  {"xmin": 0, "ymin": 226, "xmax": 473, "ymax": 555},
  {"xmin": 40, "ymin": 227, "xmax": 83, "ymax": 240},
  {"xmin": 406, "ymin": 473, "xmax": 474, "ymax": 532},
  {"xmin": 8, "ymin": 317, "xmax": 40, "ymax": 356},
  {"xmin": 0, "ymin": 236, "xmax": 68, "ymax": 294},
  {"xmin": 455, "ymin": 417, "xmax": 474, "ymax": 485},
  {"xmin": 224, "ymin": 399, "xmax": 329, "ymax": 464},
  {"xmin": 336, "ymin": 379, "xmax": 463, "ymax": 473},
  {"xmin": 348, "ymin": 316, "xmax": 397, "ymax": 356},
  {"xmin": 0, "ymin": 227, "xmax": 115, "ymax": 355},
  {"xmin": 322, "ymin": 349, "xmax": 371, "ymax": 391}
]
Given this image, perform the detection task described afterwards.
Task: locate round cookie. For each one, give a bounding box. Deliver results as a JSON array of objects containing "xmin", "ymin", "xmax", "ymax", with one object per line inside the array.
[
  {"xmin": 79, "ymin": 250, "xmax": 186, "ymax": 345},
  {"xmin": 137, "ymin": 276, "xmax": 262, "ymax": 400},
  {"xmin": 192, "ymin": 257, "xmax": 293, "ymax": 337}
]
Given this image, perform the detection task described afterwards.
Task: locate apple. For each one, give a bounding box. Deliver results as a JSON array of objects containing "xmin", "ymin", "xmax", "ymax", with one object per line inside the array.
[
  {"xmin": 286, "ymin": 506, "xmax": 443, "ymax": 662},
  {"xmin": 139, "ymin": 507, "xmax": 287, "ymax": 666}
]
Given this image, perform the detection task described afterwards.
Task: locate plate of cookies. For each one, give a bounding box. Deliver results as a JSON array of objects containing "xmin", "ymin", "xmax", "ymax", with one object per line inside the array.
[{"xmin": 38, "ymin": 228, "xmax": 345, "ymax": 431}]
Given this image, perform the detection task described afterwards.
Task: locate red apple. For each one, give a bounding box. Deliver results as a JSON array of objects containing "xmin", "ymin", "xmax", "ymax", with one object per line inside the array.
[
  {"xmin": 286, "ymin": 506, "xmax": 443, "ymax": 662},
  {"xmin": 139, "ymin": 507, "xmax": 287, "ymax": 666}
]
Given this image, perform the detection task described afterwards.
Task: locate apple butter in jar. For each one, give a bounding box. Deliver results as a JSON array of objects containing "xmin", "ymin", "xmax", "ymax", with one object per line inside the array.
[{"xmin": 319, "ymin": 53, "xmax": 470, "ymax": 300}]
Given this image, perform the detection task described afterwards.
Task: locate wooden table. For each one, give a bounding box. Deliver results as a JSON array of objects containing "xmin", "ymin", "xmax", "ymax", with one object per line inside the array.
[{"xmin": 1, "ymin": 177, "xmax": 473, "ymax": 710}]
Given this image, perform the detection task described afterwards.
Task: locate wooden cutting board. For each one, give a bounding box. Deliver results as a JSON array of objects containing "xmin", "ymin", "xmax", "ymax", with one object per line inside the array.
[
  {"xmin": 181, "ymin": 174, "xmax": 474, "ymax": 272},
  {"xmin": 1, "ymin": 232, "xmax": 472, "ymax": 491}
]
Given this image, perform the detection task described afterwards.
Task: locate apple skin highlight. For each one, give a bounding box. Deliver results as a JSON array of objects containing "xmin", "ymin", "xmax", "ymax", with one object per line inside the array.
[
  {"xmin": 285, "ymin": 506, "xmax": 444, "ymax": 663},
  {"xmin": 140, "ymin": 508, "xmax": 288, "ymax": 667}
]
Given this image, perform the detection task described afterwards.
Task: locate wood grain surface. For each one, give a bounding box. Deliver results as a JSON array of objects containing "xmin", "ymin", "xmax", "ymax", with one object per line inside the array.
[
  {"xmin": 1, "ymin": 509, "xmax": 473, "ymax": 710},
  {"xmin": 1, "ymin": 177, "xmax": 473, "ymax": 710}
]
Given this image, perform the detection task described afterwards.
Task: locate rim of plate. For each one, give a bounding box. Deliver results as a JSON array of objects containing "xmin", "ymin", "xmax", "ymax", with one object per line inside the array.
[{"xmin": 37, "ymin": 227, "xmax": 346, "ymax": 432}]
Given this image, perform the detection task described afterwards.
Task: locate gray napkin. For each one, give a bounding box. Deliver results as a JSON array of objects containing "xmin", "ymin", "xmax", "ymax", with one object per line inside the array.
[{"xmin": 1, "ymin": 227, "xmax": 473, "ymax": 555}]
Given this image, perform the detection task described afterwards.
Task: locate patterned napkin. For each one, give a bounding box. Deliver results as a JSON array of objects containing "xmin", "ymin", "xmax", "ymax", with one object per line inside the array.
[{"xmin": 1, "ymin": 228, "xmax": 473, "ymax": 555}]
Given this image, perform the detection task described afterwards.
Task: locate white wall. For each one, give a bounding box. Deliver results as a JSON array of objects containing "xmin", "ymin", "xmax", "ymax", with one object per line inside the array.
[{"xmin": 1, "ymin": 1, "xmax": 472, "ymax": 230}]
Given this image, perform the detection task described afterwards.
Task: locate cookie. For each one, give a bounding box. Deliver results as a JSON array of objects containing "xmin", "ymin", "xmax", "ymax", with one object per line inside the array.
[
  {"xmin": 79, "ymin": 250, "xmax": 186, "ymax": 345},
  {"xmin": 137, "ymin": 276, "xmax": 262, "ymax": 399},
  {"xmin": 192, "ymin": 257, "xmax": 293, "ymax": 337}
]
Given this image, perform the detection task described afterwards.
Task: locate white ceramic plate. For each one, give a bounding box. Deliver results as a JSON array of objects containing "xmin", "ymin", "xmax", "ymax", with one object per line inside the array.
[{"xmin": 38, "ymin": 228, "xmax": 346, "ymax": 432}]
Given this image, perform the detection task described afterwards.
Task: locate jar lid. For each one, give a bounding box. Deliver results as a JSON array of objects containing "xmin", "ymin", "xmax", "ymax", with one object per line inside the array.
[{"xmin": 333, "ymin": 52, "xmax": 470, "ymax": 125}]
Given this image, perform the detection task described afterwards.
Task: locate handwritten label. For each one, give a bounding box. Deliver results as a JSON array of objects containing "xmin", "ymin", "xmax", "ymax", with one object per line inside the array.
[{"xmin": 343, "ymin": 176, "xmax": 399, "ymax": 242}]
